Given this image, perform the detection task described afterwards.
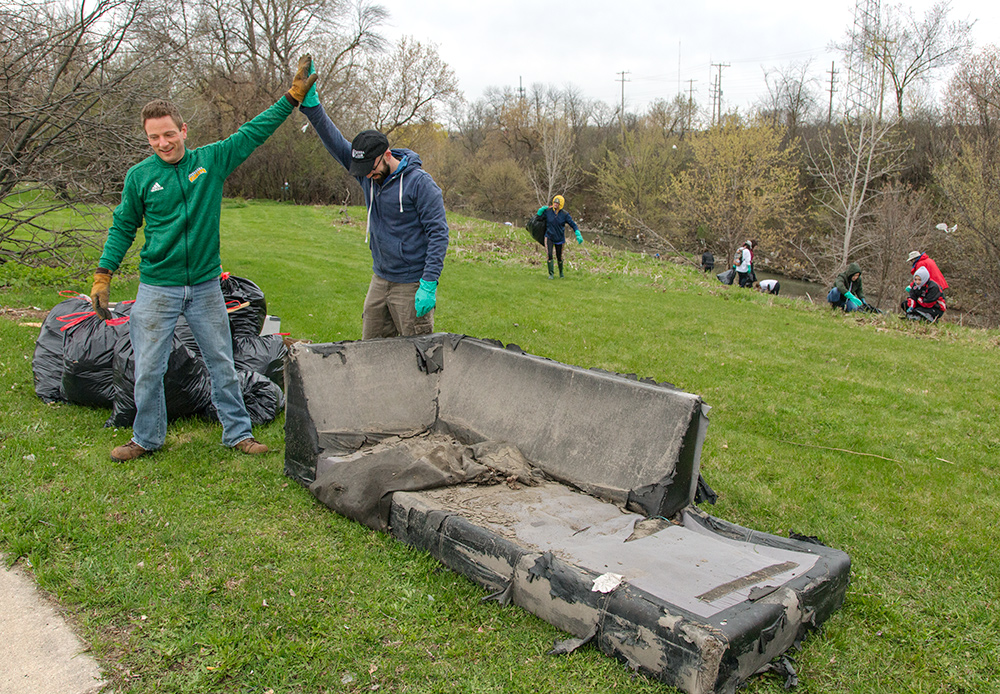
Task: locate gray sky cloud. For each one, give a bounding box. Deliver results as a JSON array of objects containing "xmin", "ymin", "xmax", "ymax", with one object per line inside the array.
[{"xmin": 379, "ymin": 0, "xmax": 994, "ymax": 115}]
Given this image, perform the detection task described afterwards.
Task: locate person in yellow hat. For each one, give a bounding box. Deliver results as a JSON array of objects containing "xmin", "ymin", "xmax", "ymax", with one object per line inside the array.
[{"xmin": 537, "ymin": 194, "xmax": 583, "ymax": 278}]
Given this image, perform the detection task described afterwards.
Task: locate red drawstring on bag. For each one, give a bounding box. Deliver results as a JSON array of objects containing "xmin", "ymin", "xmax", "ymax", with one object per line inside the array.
[
  {"xmin": 53, "ymin": 288, "xmax": 134, "ymax": 331},
  {"xmin": 55, "ymin": 311, "xmax": 130, "ymax": 331}
]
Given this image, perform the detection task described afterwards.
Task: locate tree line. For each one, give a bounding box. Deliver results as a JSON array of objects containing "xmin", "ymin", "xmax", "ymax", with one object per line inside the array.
[{"xmin": 2, "ymin": 0, "xmax": 998, "ymax": 322}]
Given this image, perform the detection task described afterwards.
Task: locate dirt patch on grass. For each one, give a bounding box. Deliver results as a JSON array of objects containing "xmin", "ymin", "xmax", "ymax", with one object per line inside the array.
[{"xmin": 0, "ymin": 305, "xmax": 49, "ymax": 324}]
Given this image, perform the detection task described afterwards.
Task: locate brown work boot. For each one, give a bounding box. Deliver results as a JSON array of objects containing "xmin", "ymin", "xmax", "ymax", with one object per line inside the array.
[
  {"xmin": 111, "ymin": 440, "xmax": 149, "ymax": 462},
  {"xmin": 234, "ymin": 437, "xmax": 268, "ymax": 455}
]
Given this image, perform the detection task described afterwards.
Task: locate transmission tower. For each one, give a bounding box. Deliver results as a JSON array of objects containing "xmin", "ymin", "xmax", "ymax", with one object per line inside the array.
[{"xmin": 844, "ymin": 0, "xmax": 881, "ymax": 118}]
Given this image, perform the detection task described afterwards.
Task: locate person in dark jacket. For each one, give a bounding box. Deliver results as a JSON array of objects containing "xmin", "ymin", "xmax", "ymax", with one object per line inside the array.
[
  {"xmin": 298, "ymin": 60, "xmax": 449, "ymax": 338},
  {"xmin": 701, "ymin": 250, "xmax": 715, "ymax": 273},
  {"xmin": 903, "ymin": 267, "xmax": 946, "ymax": 322},
  {"xmin": 827, "ymin": 262, "xmax": 866, "ymax": 311},
  {"xmin": 538, "ymin": 195, "xmax": 582, "ymax": 278}
]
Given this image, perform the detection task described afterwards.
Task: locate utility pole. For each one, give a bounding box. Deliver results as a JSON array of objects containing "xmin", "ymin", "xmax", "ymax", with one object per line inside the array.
[
  {"xmin": 685, "ymin": 79, "xmax": 697, "ymax": 132},
  {"xmin": 827, "ymin": 61, "xmax": 838, "ymax": 124},
  {"xmin": 518, "ymin": 76, "xmax": 526, "ymax": 102},
  {"xmin": 677, "ymin": 41, "xmax": 682, "ymax": 96},
  {"xmin": 616, "ymin": 70, "xmax": 631, "ymax": 135},
  {"xmin": 710, "ymin": 62, "xmax": 729, "ymax": 125}
]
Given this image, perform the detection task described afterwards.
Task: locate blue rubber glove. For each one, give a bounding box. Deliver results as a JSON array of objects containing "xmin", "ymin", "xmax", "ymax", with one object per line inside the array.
[
  {"xmin": 844, "ymin": 291, "xmax": 862, "ymax": 308},
  {"xmin": 537, "ymin": 206, "xmax": 547, "ymax": 215},
  {"xmin": 574, "ymin": 230, "xmax": 583, "ymax": 244},
  {"xmin": 414, "ymin": 279, "xmax": 437, "ymax": 317},
  {"xmin": 301, "ymin": 58, "xmax": 319, "ymax": 108}
]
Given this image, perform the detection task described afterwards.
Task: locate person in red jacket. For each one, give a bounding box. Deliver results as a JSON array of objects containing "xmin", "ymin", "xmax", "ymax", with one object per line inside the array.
[
  {"xmin": 906, "ymin": 251, "xmax": 947, "ymax": 293},
  {"xmin": 903, "ymin": 267, "xmax": 946, "ymax": 322}
]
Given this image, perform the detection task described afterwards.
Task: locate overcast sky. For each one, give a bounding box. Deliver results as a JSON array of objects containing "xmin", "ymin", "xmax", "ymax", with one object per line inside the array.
[{"xmin": 379, "ymin": 0, "xmax": 995, "ymax": 116}]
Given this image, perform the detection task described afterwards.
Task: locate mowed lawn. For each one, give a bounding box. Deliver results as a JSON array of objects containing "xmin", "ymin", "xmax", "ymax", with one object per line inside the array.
[{"xmin": 1, "ymin": 199, "xmax": 998, "ymax": 693}]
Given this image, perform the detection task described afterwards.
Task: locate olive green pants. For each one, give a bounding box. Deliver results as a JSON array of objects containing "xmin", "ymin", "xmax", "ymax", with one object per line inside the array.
[{"xmin": 361, "ymin": 274, "xmax": 434, "ymax": 340}]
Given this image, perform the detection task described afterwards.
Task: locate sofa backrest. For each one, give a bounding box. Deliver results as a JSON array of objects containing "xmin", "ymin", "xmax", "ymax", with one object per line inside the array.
[{"xmin": 284, "ymin": 335, "xmax": 708, "ymax": 518}]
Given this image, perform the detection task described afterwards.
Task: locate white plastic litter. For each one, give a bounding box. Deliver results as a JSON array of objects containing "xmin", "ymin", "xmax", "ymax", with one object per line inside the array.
[{"xmin": 592, "ymin": 572, "xmax": 625, "ymax": 593}]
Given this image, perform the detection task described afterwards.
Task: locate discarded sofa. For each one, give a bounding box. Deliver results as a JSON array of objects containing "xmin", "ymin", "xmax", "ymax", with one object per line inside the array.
[{"xmin": 284, "ymin": 334, "xmax": 850, "ymax": 694}]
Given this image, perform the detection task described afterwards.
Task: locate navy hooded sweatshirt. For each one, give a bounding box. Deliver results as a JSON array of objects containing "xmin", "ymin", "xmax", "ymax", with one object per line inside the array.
[{"xmin": 301, "ymin": 104, "xmax": 448, "ymax": 284}]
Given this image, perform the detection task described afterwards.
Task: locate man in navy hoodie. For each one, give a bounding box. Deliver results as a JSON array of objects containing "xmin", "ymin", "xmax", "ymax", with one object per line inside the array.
[{"xmin": 298, "ymin": 61, "xmax": 449, "ymax": 339}]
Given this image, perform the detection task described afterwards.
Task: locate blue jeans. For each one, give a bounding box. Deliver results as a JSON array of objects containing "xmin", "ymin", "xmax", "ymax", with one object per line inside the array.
[
  {"xmin": 827, "ymin": 287, "xmax": 860, "ymax": 312},
  {"xmin": 130, "ymin": 280, "xmax": 252, "ymax": 450}
]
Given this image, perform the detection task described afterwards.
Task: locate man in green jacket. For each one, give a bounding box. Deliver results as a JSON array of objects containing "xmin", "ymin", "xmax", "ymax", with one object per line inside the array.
[
  {"xmin": 827, "ymin": 262, "xmax": 866, "ymax": 312},
  {"xmin": 90, "ymin": 57, "xmax": 316, "ymax": 462}
]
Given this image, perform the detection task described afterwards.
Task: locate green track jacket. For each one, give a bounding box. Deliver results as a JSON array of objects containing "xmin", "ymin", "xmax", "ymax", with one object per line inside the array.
[{"xmin": 99, "ymin": 97, "xmax": 294, "ymax": 286}]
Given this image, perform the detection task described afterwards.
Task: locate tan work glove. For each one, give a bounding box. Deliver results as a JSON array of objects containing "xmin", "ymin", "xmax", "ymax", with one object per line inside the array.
[
  {"xmin": 286, "ymin": 55, "xmax": 318, "ymax": 105},
  {"xmin": 90, "ymin": 270, "xmax": 112, "ymax": 320}
]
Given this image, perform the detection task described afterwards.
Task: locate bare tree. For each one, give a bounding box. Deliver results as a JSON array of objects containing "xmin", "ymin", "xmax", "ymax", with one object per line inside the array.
[
  {"xmin": 150, "ymin": 0, "xmax": 386, "ymax": 138},
  {"xmin": 561, "ymin": 85, "xmax": 597, "ymax": 137},
  {"xmin": 643, "ymin": 97, "xmax": 691, "ymax": 137},
  {"xmin": 351, "ymin": 36, "xmax": 460, "ymax": 135},
  {"xmin": 936, "ymin": 51, "xmax": 1000, "ymax": 319},
  {"xmin": 935, "ymin": 132, "xmax": 1000, "ymax": 318},
  {"xmin": 448, "ymin": 99, "xmax": 493, "ymax": 156},
  {"xmin": 140, "ymin": 0, "xmax": 390, "ymax": 202},
  {"xmin": 859, "ymin": 183, "xmax": 935, "ymax": 309},
  {"xmin": 528, "ymin": 115, "xmax": 581, "ymax": 205},
  {"xmin": 944, "ymin": 44, "xmax": 1000, "ymax": 140},
  {"xmin": 480, "ymin": 87, "xmax": 538, "ymax": 164},
  {"xmin": 805, "ymin": 115, "xmax": 908, "ymax": 276},
  {"xmin": 0, "ymin": 0, "xmax": 171, "ymax": 268},
  {"xmin": 755, "ymin": 61, "xmax": 819, "ymax": 137},
  {"xmin": 873, "ymin": 1, "xmax": 974, "ymax": 119}
]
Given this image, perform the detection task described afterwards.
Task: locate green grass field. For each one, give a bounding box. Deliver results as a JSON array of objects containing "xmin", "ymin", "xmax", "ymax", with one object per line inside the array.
[{"xmin": 2, "ymin": 200, "xmax": 999, "ymax": 693}]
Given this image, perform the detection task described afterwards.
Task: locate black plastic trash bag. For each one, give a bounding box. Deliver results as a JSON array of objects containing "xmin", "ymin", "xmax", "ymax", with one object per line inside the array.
[
  {"xmin": 716, "ymin": 268, "xmax": 736, "ymax": 285},
  {"xmin": 220, "ymin": 273, "xmax": 267, "ymax": 338},
  {"xmin": 204, "ymin": 370, "xmax": 284, "ymax": 426},
  {"xmin": 107, "ymin": 327, "xmax": 214, "ymax": 428},
  {"xmin": 32, "ymin": 295, "xmax": 90, "ymax": 403},
  {"xmin": 233, "ymin": 333, "xmax": 287, "ymax": 388},
  {"xmin": 61, "ymin": 303, "xmax": 133, "ymax": 408},
  {"xmin": 238, "ymin": 370, "xmax": 284, "ymax": 424},
  {"xmin": 524, "ymin": 212, "xmax": 546, "ymax": 245}
]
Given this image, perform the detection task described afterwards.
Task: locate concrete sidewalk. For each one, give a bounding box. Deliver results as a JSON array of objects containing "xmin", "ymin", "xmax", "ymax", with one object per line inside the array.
[{"xmin": 1, "ymin": 559, "xmax": 106, "ymax": 694}]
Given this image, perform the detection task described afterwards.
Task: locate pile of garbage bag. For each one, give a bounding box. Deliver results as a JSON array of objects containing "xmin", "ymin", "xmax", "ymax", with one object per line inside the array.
[{"xmin": 31, "ymin": 274, "xmax": 286, "ymax": 428}]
